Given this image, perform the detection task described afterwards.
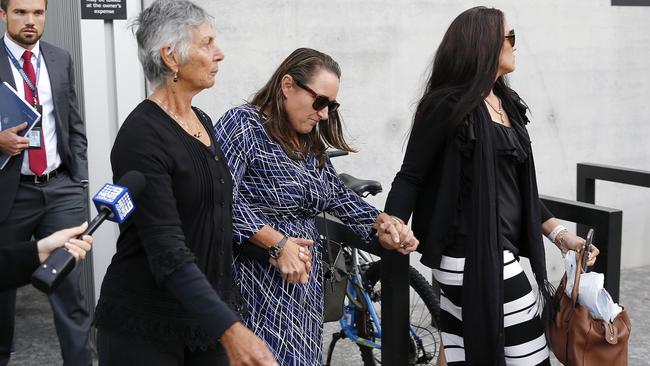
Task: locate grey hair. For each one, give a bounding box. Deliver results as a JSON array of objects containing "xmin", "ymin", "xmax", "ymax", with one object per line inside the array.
[{"xmin": 131, "ymin": 0, "xmax": 213, "ymax": 88}]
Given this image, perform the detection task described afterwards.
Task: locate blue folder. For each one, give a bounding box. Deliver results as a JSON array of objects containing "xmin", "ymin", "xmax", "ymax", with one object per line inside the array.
[{"xmin": 0, "ymin": 81, "xmax": 41, "ymax": 170}]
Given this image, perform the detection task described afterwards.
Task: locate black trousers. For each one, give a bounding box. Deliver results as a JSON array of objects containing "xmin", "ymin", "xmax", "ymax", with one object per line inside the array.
[
  {"xmin": 0, "ymin": 172, "xmax": 91, "ymax": 366},
  {"xmin": 97, "ymin": 327, "xmax": 229, "ymax": 366}
]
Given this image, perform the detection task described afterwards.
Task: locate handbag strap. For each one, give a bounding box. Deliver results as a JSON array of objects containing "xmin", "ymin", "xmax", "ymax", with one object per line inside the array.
[
  {"xmin": 570, "ymin": 250, "xmax": 584, "ymax": 306},
  {"xmin": 322, "ymin": 212, "xmax": 335, "ymax": 268}
]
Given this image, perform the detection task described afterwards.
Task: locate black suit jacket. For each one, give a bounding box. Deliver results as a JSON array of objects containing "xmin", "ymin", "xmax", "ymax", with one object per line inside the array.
[
  {"xmin": 0, "ymin": 38, "xmax": 88, "ymax": 222},
  {"xmin": 0, "ymin": 240, "xmax": 39, "ymax": 291}
]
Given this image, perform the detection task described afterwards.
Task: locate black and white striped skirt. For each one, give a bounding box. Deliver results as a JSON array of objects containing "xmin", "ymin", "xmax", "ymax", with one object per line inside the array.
[{"xmin": 432, "ymin": 250, "xmax": 550, "ymax": 366}]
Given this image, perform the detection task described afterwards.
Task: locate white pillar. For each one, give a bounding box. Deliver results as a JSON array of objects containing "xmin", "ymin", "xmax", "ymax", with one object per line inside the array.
[{"xmin": 79, "ymin": 0, "xmax": 146, "ymax": 301}]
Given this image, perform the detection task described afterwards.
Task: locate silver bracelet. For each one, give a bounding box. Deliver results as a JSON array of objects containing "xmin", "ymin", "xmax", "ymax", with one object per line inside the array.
[
  {"xmin": 547, "ymin": 224, "xmax": 567, "ymax": 243},
  {"xmin": 556, "ymin": 230, "xmax": 570, "ymax": 252}
]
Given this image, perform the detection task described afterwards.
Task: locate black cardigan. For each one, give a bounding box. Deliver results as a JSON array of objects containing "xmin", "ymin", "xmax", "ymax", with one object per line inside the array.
[
  {"xmin": 0, "ymin": 241, "xmax": 39, "ymax": 291},
  {"xmin": 384, "ymin": 98, "xmax": 552, "ymax": 268},
  {"xmin": 385, "ymin": 94, "xmax": 553, "ymax": 365},
  {"xmin": 94, "ymin": 101, "xmax": 240, "ymax": 350}
]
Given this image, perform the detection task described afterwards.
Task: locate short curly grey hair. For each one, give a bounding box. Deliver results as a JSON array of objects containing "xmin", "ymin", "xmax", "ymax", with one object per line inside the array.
[{"xmin": 131, "ymin": 0, "xmax": 214, "ymax": 88}]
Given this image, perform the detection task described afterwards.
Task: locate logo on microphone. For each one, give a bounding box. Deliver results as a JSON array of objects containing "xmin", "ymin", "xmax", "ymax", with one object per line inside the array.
[{"xmin": 93, "ymin": 183, "xmax": 136, "ymax": 223}]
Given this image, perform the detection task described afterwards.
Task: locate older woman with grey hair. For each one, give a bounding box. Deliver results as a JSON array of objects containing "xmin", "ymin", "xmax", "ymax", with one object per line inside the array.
[{"xmin": 93, "ymin": 1, "xmax": 278, "ymax": 365}]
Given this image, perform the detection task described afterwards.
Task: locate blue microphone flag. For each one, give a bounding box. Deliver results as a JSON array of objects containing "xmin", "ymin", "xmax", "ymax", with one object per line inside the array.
[{"xmin": 93, "ymin": 183, "xmax": 135, "ymax": 223}]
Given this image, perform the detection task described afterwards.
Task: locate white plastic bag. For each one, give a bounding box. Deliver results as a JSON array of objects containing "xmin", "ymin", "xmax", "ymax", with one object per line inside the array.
[{"xmin": 563, "ymin": 251, "xmax": 622, "ymax": 322}]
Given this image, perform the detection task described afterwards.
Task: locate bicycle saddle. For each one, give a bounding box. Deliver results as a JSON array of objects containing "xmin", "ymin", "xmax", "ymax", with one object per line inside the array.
[{"xmin": 338, "ymin": 173, "xmax": 383, "ymax": 196}]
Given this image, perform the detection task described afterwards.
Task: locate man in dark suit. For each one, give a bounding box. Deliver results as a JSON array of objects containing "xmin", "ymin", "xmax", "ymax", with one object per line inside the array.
[{"xmin": 0, "ymin": 0, "xmax": 91, "ymax": 365}]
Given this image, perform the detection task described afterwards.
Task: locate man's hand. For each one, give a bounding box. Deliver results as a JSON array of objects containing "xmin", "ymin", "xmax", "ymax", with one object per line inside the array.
[
  {"xmin": 0, "ymin": 122, "xmax": 29, "ymax": 156},
  {"xmin": 220, "ymin": 322, "xmax": 279, "ymax": 366},
  {"xmin": 36, "ymin": 222, "xmax": 93, "ymax": 263}
]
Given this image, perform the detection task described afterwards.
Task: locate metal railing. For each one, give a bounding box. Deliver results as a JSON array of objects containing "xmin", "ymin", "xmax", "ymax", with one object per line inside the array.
[
  {"xmin": 575, "ymin": 163, "xmax": 650, "ymax": 300},
  {"xmin": 540, "ymin": 194, "xmax": 623, "ymax": 301},
  {"xmin": 577, "ymin": 163, "xmax": 650, "ymax": 205},
  {"xmin": 315, "ymin": 214, "xmax": 410, "ymax": 364},
  {"xmin": 317, "ymin": 196, "xmax": 624, "ymax": 363}
]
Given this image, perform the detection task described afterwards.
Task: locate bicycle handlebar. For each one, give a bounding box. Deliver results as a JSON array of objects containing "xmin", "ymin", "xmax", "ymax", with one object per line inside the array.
[{"xmin": 326, "ymin": 150, "xmax": 349, "ymax": 158}]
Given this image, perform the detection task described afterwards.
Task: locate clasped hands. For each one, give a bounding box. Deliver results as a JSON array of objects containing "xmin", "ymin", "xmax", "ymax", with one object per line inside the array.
[
  {"xmin": 373, "ymin": 212, "xmax": 419, "ymax": 255},
  {"xmin": 270, "ymin": 213, "xmax": 418, "ymax": 285},
  {"xmin": 269, "ymin": 237, "xmax": 313, "ymax": 284}
]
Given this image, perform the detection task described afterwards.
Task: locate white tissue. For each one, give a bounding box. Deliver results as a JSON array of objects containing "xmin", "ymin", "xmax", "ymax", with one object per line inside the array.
[{"xmin": 563, "ymin": 251, "xmax": 622, "ymax": 322}]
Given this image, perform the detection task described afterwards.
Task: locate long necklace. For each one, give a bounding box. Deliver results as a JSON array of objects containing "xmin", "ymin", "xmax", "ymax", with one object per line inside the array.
[
  {"xmin": 152, "ymin": 97, "xmax": 203, "ymax": 138},
  {"xmin": 484, "ymin": 97, "xmax": 504, "ymax": 124}
]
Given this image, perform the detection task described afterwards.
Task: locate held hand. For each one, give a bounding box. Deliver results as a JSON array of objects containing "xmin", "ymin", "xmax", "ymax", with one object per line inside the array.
[
  {"xmin": 0, "ymin": 122, "xmax": 29, "ymax": 156},
  {"xmin": 373, "ymin": 212, "xmax": 402, "ymax": 244},
  {"xmin": 277, "ymin": 237, "xmax": 314, "ymax": 284},
  {"xmin": 220, "ymin": 322, "xmax": 279, "ymax": 366},
  {"xmin": 36, "ymin": 222, "xmax": 93, "ymax": 263},
  {"xmin": 374, "ymin": 213, "xmax": 419, "ymax": 254}
]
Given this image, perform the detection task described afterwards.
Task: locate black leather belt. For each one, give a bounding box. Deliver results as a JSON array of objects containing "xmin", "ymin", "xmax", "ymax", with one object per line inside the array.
[{"xmin": 20, "ymin": 167, "xmax": 62, "ymax": 184}]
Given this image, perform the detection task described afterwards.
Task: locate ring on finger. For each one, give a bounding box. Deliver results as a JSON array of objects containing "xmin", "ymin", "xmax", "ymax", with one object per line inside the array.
[{"xmin": 399, "ymin": 242, "xmax": 407, "ymax": 249}]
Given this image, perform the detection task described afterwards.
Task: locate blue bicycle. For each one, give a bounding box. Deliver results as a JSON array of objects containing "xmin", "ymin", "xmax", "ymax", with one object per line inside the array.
[{"xmin": 321, "ymin": 156, "xmax": 441, "ymax": 365}]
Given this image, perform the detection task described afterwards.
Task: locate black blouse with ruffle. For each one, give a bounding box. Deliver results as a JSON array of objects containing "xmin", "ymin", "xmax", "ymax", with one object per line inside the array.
[{"xmin": 492, "ymin": 121, "xmax": 528, "ymax": 254}]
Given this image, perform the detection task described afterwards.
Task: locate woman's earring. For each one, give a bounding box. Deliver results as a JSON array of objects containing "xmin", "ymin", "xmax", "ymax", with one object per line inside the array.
[{"xmin": 173, "ymin": 72, "xmax": 179, "ymax": 83}]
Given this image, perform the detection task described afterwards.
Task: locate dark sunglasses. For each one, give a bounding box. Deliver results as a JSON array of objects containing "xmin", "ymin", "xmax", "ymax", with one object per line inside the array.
[
  {"xmin": 293, "ymin": 79, "xmax": 340, "ymax": 114},
  {"xmin": 505, "ymin": 29, "xmax": 516, "ymax": 47}
]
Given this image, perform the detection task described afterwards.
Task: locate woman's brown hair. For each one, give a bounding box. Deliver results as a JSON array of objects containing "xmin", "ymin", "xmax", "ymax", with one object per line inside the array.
[{"xmin": 250, "ymin": 48, "xmax": 355, "ymax": 168}]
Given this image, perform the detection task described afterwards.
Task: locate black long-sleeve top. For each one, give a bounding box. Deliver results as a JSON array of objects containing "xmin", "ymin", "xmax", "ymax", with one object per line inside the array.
[
  {"xmin": 384, "ymin": 98, "xmax": 552, "ymax": 267},
  {"xmin": 94, "ymin": 100, "xmax": 240, "ymax": 350},
  {"xmin": 384, "ymin": 92, "xmax": 554, "ymax": 364},
  {"xmin": 0, "ymin": 241, "xmax": 39, "ymax": 291}
]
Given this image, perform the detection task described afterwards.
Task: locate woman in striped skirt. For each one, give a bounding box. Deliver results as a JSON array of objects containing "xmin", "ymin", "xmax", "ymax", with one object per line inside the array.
[{"xmin": 384, "ymin": 7, "xmax": 599, "ymax": 365}]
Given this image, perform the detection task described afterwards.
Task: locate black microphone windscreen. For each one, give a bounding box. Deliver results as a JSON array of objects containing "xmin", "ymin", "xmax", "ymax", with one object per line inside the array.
[{"xmin": 115, "ymin": 171, "xmax": 147, "ymax": 198}]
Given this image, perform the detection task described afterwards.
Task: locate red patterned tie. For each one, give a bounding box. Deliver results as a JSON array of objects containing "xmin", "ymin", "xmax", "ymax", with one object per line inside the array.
[{"xmin": 23, "ymin": 50, "xmax": 47, "ymax": 176}]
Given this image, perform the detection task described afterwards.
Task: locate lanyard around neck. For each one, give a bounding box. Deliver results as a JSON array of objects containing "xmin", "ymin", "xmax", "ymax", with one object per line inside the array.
[{"xmin": 4, "ymin": 43, "xmax": 42, "ymax": 102}]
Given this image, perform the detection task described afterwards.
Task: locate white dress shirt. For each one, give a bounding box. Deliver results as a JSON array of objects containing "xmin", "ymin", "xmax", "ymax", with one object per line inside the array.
[{"xmin": 4, "ymin": 34, "xmax": 62, "ymax": 175}]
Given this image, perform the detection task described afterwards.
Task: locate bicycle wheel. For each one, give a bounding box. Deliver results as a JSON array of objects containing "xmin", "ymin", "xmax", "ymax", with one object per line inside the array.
[{"xmin": 357, "ymin": 261, "xmax": 440, "ymax": 366}]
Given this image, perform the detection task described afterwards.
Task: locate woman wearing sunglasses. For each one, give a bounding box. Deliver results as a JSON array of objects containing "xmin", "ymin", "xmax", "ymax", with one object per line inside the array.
[
  {"xmin": 213, "ymin": 47, "xmax": 419, "ymax": 365},
  {"xmin": 384, "ymin": 7, "xmax": 598, "ymax": 365}
]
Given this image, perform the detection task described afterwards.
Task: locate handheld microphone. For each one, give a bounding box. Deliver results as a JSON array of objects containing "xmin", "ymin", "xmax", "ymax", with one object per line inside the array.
[{"xmin": 31, "ymin": 171, "xmax": 146, "ymax": 293}]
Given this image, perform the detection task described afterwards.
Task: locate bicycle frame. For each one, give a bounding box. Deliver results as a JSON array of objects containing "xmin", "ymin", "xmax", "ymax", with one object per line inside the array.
[
  {"xmin": 339, "ymin": 247, "xmax": 382, "ymax": 348},
  {"xmin": 337, "ymin": 247, "xmax": 426, "ymax": 352},
  {"xmin": 323, "ymin": 150, "xmax": 438, "ymax": 364}
]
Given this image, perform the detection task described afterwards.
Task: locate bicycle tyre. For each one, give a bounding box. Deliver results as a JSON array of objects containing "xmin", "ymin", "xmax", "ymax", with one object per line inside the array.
[{"xmin": 358, "ymin": 261, "xmax": 440, "ymax": 366}]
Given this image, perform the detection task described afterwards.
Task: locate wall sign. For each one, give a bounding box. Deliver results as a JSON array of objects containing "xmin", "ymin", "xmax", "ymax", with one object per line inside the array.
[
  {"xmin": 612, "ymin": 0, "xmax": 650, "ymax": 5},
  {"xmin": 81, "ymin": 0, "xmax": 127, "ymax": 20}
]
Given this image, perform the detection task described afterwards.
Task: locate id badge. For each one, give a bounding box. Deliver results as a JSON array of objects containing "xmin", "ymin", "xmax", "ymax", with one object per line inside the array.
[
  {"xmin": 28, "ymin": 105, "xmax": 43, "ymax": 149},
  {"xmin": 28, "ymin": 127, "xmax": 42, "ymax": 148}
]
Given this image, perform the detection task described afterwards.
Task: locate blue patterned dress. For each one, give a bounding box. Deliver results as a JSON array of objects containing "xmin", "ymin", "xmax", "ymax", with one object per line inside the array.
[{"xmin": 214, "ymin": 105, "xmax": 379, "ymax": 365}]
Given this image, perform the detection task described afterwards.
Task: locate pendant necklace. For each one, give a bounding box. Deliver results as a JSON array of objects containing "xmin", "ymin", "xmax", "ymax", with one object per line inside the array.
[
  {"xmin": 484, "ymin": 97, "xmax": 504, "ymax": 124},
  {"xmin": 152, "ymin": 97, "xmax": 203, "ymax": 138}
]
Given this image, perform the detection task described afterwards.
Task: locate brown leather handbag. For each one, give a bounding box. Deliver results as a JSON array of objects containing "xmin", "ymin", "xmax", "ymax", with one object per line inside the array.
[{"xmin": 547, "ymin": 240, "xmax": 631, "ymax": 366}]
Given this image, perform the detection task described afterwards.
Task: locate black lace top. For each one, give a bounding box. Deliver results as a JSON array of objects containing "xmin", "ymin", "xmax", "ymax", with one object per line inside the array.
[{"xmin": 94, "ymin": 100, "xmax": 242, "ymax": 350}]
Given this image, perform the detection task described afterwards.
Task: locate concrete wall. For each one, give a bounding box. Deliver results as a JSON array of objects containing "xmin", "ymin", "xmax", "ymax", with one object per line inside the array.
[
  {"xmin": 3, "ymin": 0, "xmax": 648, "ymax": 291},
  {"xmin": 82, "ymin": 0, "xmax": 650, "ymax": 288},
  {"xmin": 176, "ymin": 0, "xmax": 650, "ymax": 280}
]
